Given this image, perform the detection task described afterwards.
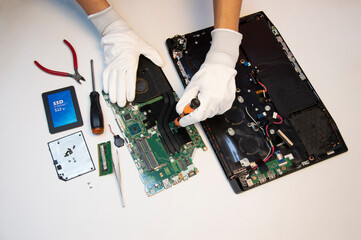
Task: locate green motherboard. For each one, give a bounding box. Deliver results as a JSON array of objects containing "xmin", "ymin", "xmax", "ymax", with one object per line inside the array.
[{"xmin": 103, "ymin": 93, "xmax": 207, "ymax": 196}]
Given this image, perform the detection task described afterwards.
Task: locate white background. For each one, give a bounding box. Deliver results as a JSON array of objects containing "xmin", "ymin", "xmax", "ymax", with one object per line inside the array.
[{"xmin": 1, "ymin": 0, "xmax": 360, "ymax": 239}]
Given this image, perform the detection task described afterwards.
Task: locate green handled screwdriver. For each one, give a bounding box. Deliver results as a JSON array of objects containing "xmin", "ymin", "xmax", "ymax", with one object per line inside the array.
[{"xmin": 90, "ymin": 59, "xmax": 104, "ymax": 134}]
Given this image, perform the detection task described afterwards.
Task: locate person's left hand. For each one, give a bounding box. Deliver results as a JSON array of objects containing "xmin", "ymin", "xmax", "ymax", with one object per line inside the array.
[{"xmin": 176, "ymin": 28, "xmax": 243, "ymax": 126}]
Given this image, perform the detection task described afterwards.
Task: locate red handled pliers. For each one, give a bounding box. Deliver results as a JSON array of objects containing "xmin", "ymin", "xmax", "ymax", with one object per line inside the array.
[{"xmin": 34, "ymin": 39, "xmax": 85, "ymax": 84}]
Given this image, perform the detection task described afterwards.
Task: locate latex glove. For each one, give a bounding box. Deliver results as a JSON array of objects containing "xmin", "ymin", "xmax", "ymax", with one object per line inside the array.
[
  {"xmin": 176, "ymin": 28, "xmax": 242, "ymax": 127},
  {"xmin": 89, "ymin": 6, "xmax": 164, "ymax": 107}
]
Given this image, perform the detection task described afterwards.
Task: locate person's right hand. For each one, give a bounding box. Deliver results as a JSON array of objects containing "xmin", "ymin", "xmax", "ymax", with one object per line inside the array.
[{"xmin": 89, "ymin": 6, "xmax": 164, "ymax": 107}]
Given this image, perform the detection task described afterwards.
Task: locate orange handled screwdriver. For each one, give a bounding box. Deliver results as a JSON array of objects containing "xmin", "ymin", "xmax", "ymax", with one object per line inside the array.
[
  {"xmin": 175, "ymin": 98, "xmax": 201, "ymax": 127},
  {"xmin": 90, "ymin": 59, "xmax": 104, "ymax": 134}
]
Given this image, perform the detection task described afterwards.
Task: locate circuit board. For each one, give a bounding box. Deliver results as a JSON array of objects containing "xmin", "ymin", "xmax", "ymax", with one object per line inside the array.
[
  {"xmin": 246, "ymin": 151, "xmax": 294, "ymax": 187},
  {"xmin": 102, "ymin": 56, "xmax": 207, "ymax": 196},
  {"xmin": 98, "ymin": 141, "xmax": 113, "ymax": 176},
  {"xmin": 104, "ymin": 93, "xmax": 206, "ymax": 196}
]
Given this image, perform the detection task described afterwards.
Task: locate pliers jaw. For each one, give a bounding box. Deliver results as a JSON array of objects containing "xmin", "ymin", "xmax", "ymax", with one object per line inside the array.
[{"xmin": 70, "ymin": 69, "xmax": 85, "ymax": 84}]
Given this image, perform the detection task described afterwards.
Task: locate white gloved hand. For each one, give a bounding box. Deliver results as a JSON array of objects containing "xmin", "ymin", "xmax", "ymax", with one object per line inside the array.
[
  {"xmin": 88, "ymin": 6, "xmax": 164, "ymax": 107},
  {"xmin": 176, "ymin": 28, "xmax": 242, "ymax": 127}
]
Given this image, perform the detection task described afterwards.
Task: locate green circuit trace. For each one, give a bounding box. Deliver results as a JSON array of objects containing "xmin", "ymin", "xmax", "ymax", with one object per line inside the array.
[{"xmin": 103, "ymin": 93, "xmax": 207, "ymax": 196}]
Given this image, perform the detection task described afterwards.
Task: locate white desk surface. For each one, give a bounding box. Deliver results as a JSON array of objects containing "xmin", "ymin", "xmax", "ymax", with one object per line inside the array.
[{"xmin": 1, "ymin": 0, "xmax": 360, "ymax": 239}]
